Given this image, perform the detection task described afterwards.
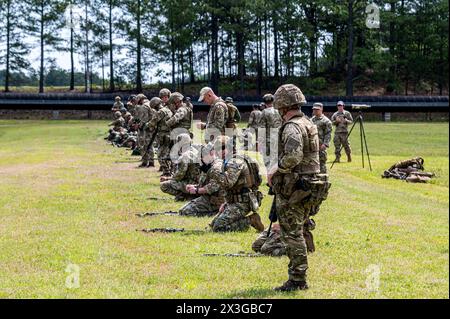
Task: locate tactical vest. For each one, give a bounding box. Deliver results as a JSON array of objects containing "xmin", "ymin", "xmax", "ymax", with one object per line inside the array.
[
  {"xmin": 279, "ymin": 114, "xmax": 320, "ymax": 175},
  {"xmin": 158, "ymin": 107, "xmax": 173, "ymax": 134},
  {"xmin": 179, "ymin": 104, "xmax": 193, "ymax": 131}
]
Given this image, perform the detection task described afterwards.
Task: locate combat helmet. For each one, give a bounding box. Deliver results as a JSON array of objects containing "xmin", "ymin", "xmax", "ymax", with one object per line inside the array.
[
  {"xmin": 225, "ymin": 97, "xmax": 234, "ymax": 103},
  {"xmin": 273, "ymin": 84, "xmax": 306, "ymax": 110},
  {"xmin": 159, "ymin": 88, "xmax": 171, "ymax": 98},
  {"xmin": 150, "ymin": 97, "xmax": 162, "ymax": 109},
  {"xmin": 115, "ymin": 96, "xmax": 121, "ymax": 101},
  {"xmin": 135, "ymin": 94, "xmax": 147, "ymax": 104},
  {"xmin": 114, "ymin": 111, "xmax": 122, "ymax": 118},
  {"xmin": 168, "ymin": 92, "xmax": 184, "ymax": 105},
  {"xmin": 262, "ymin": 93, "xmax": 274, "ymax": 103}
]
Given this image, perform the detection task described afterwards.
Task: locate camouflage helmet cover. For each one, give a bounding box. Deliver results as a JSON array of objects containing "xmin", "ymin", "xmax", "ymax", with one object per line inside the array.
[
  {"xmin": 114, "ymin": 111, "xmax": 122, "ymax": 118},
  {"xmin": 115, "ymin": 96, "xmax": 121, "ymax": 101},
  {"xmin": 168, "ymin": 92, "xmax": 184, "ymax": 105},
  {"xmin": 135, "ymin": 94, "xmax": 147, "ymax": 104},
  {"xmin": 273, "ymin": 84, "xmax": 306, "ymax": 110},
  {"xmin": 262, "ymin": 93, "xmax": 274, "ymax": 103},
  {"xmin": 150, "ymin": 97, "xmax": 162, "ymax": 109},
  {"xmin": 159, "ymin": 88, "xmax": 171, "ymax": 98}
]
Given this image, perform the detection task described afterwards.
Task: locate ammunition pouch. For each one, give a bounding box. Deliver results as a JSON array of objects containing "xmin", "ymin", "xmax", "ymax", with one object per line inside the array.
[{"xmin": 273, "ymin": 173, "xmax": 331, "ymax": 212}]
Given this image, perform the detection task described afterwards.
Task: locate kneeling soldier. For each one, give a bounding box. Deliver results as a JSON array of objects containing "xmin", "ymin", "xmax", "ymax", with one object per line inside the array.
[
  {"xmin": 178, "ymin": 143, "xmax": 225, "ymax": 217},
  {"xmin": 209, "ymin": 136, "xmax": 265, "ymax": 233}
]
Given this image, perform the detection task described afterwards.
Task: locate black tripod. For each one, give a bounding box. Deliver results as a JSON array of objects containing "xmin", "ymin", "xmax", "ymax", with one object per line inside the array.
[{"xmin": 330, "ymin": 111, "xmax": 372, "ymax": 171}]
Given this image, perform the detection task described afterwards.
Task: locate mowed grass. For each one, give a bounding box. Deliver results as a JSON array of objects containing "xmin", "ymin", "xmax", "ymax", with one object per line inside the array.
[{"xmin": 0, "ymin": 120, "xmax": 448, "ymax": 299}]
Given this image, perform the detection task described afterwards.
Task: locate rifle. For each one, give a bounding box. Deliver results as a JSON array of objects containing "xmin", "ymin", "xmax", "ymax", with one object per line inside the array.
[
  {"xmin": 135, "ymin": 211, "xmax": 178, "ymax": 217},
  {"xmin": 266, "ymin": 187, "xmax": 278, "ymax": 238},
  {"xmin": 137, "ymin": 228, "xmax": 206, "ymax": 234},
  {"xmin": 203, "ymin": 252, "xmax": 265, "ymax": 258}
]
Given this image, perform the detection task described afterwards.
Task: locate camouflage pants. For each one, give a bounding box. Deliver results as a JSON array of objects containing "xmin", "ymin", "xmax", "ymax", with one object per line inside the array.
[
  {"xmin": 252, "ymin": 231, "xmax": 286, "ymax": 257},
  {"xmin": 210, "ymin": 201, "xmax": 251, "ymax": 232},
  {"xmin": 142, "ymin": 130, "xmax": 155, "ymax": 164},
  {"xmin": 179, "ymin": 195, "xmax": 220, "ymax": 217},
  {"xmin": 157, "ymin": 135, "xmax": 172, "ymax": 175},
  {"xmin": 276, "ymin": 194, "xmax": 309, "ymax": 282},
  {"xmin": 319, "ymin": 149, "xmax": 328, "ymax": 173},
  {"xmin": 160, "ymin": 180, "xmax": 188, "ymax": 197},
  {"xmin": 334, "ymin": 132, "xmax": 351, "ymax": 159}
]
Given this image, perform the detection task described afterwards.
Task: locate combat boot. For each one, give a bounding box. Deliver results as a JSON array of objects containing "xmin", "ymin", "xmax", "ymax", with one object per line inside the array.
[
  {"xmin": 248, "ymin": 213, "xmax": 265, "ymax": 232},
  {"xmin": 347, "ymin": 153, "xmax": 352, "ymax": 162},
  {"xmin": 147, "ymin": 161, "xmax": 155, "ymax": 167},
  {"xmin": 138, "ymin": 161, "xmax": 148, "ymax": 168},
  {"xmin": 274, "ymin": 280, "xmax": 308, "ymax": 292},
  {"xmin": 334, "ymin": 157, "xmax": 340, "ymax": 163}
]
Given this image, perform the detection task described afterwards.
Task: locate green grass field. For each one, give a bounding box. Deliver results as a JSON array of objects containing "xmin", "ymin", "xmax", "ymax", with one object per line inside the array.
[{"xmin": 0, "ymin": 120, "xmax": 448, "ymax": 299}]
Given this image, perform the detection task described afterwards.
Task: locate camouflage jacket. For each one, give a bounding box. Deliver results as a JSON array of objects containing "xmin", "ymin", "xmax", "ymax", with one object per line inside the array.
[
  {"xmin": 148, "ymin": 106, "xmax": 173, "ymax": 135},
  {"xmin": 205, "ymin": 98, "xmax": 228, "ymax": 134},
  {"xmin": 248, "ymin": 110, "xmax": 263, "ymax": 128},
  {"xmin": 172, "ymin": 148, "xmax": 201, "ymax": 184},
  {"xmin": 219, "ymin": 156, "xmax": 252, "ymax": 194},
  {"xmin": 311, "ymin": 114, "xmax": 332, "ymax": 147},
  {"xmin": 260, "ymin": 107, "xmax": 282, "ymax": 135},
  {"xmin": 109, "ymin": 117, "xmax": 125, "ymax": 130},
  {"xmin": 166, "ymin": 103, "xmax": 193, "ymax": 131},
  {"xmin": 112, "ymin": 101, "xmax": 124, "ymax": 111},
  {"xmin": 331, "ymin": 110, "xmax": 353, "ymax": 133},
  {"xmin": 199, "ymin": 158, "xmax": 225, "ymax": 206},
  {"xmin": 226, "ymin": 102, "xmax": 241, "ymax": 125},
  {"xmin": 276, "ymin": 111, "xmax": 320, "ymax": 175}
]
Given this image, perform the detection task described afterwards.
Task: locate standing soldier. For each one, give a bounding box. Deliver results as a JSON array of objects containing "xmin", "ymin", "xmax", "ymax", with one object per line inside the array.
[
  {"xmin": 159, "ymin": 88, "xmax": 172, "ymax": 110},
  {"xmin": 126, "ymin": 95, "xmax": 137, "ymax": 117},
  {"xmin": 311, "ymin": 103, "xmax": 332, "ymax": 173},
  {"xmin": 331, "ymin": 101, "xmax": 353, "ymax": 163},
  {"xmin": 196, "ymin": 87, "xmax": 228, "ymax": 143},
  {"xmin": 166, "ymin": 92, "xmax": 193, "ymax": 136},
  {"xmin": 247, "ymin": 104, "xmax": 263, "ymax": 151},
  {"xmin": 210, "ymin": 136, "xmax": 265, "ymax": 233},
  {"xmin": 135, "ymin": 94, "xmax": 156, "ymax": 167},
  {"xmin": 268, "ymin": 84, "xmax": 330, "ymax": 291},
  {"xmin": 224, "ymin": 97, "xmax": 241, "ymax": 130},
  {"xmin": 259, "ymin": 93, "xmax": 282, "ymax": 168},
  {"xmin": 147, "ymin": 97, "xmax": 174, "ymax": 176}
]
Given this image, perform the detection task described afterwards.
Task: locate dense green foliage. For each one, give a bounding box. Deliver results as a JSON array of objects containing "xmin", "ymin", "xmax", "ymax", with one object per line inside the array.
[{"xmin": 0, "ymin": 1, "xmax": 448, "ymax": 95}]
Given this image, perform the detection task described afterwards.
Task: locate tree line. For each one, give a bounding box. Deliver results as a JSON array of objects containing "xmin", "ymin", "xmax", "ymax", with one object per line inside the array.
[{"xmin": 0, "ymin": 0, "xmax": 448, "ymax": 95}]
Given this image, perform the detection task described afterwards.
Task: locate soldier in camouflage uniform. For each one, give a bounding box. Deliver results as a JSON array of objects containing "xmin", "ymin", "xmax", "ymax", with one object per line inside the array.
[
  {"xmin": 209, "ymin": 136, "xmax": 265, "ymax": 233},
  {"xmin": 160, "ymin": 134, "xmax": 201, "ymax": 201},
  {"xmin": 224, "ymin": 97, "xmax": 241, "ymax": 129},
  {"xmin": 268, "ymin": 84, "xmax": 330, "ymax": 291},
  {"xmin": 331, "ymin": 101, "xmax": 353, "ymax": 163},
  {"xmin": 197, "ymin": 87, "xmax": 228, "ymax": 143},
  {"xmin": 259, "ymin": 94, "xmax": 282, "ymax": 168},
  {"xmin": 311, "ymin": 103, "xmax": 332, "ymax": 173},
  {"xmin": 159, "ymin": 88, "xmax": 172, "ymax": 111},
  {"xmin": 108, "ymin": 111, "xmax": 125, "ymax": 131},
  {"xmin": 147, "ymin": 97, "xmax": 174, "ymax": 175},
  {"xmin": 166, "ymin": 92, "xmax": 193, "ymax": 136},
  {"xmin": 252, "ymin": 223, "xmax": 287, "ymax": 257},
  {"xmin": 247, "ymin": 104, "xmax": 263, "ymax": 151},
  {"xmin": 126, "ymin": 95, "xmax": 137, "ymax": 117},
  {"xmin": 179, "ymin": 143, "xmax": 225, "ymax": 217},
  {"xmin": 111, "ymin": 96, "xmax": 124, "ymax": 113},
  {"xmin": 135, "ymin": 94, "xmax": 157, "ymax": 167}
]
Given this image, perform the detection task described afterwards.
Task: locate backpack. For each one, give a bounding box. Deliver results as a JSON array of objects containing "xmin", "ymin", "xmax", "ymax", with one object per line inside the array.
[{"xmin": 236, "ymin": 154, "xmax": 262, "ymax": 188}]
